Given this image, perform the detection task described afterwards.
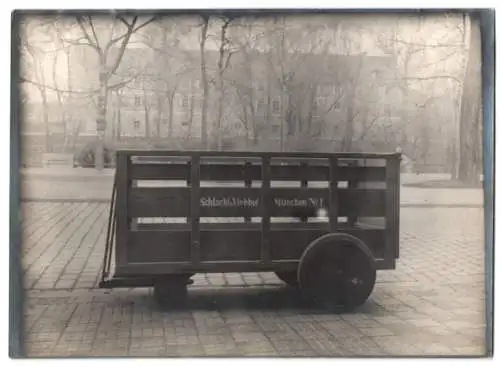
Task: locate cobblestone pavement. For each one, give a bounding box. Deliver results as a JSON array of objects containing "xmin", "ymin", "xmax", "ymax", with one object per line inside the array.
[{"xmin": 21, "ymin": 203, "xmax": 487, "ymax": 357}]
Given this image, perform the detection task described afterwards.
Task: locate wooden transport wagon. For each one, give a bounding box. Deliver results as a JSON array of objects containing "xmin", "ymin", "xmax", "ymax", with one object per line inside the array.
[{"xmin": 99, "ymin": 150, "xmax": 401, "ymax": 312}]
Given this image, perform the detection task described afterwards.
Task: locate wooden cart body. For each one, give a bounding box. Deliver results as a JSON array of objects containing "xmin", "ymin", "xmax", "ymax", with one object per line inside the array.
[{"xmin": 100, "ymin": 150, "xmax": 401, "ymax": 291}]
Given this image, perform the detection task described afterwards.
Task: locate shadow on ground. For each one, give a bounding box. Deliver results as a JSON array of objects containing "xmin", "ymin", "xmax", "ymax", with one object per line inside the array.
[{"xmin": 96, "ymin": 285, "xmax": 387, "ymax": 316}]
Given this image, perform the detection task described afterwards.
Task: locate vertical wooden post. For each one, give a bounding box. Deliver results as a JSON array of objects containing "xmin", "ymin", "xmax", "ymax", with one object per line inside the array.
[
  {"xmin": 347, "ymin": 160, "xmax": 359, "ymax": 226},
  {"xmin": 115, "ymin": 152, "xmax": 130, "ymax": 272},
  {"xmin": 300, "ymin": 161, "xmax": 308, "ymax": 222},
  {"xmin": 393, "ymin": 156, "xmax": 401, "ymax": 258},
  {"xmin": 384, "ymin": 156, "xmax": 398, "ymax": 267},
  {"xmin": 244, "ymin": 161, "xmax": 252, "ymax": 223},
  {"xmin": 328, "ymin": 156, "xmax": 339, "ymax": 231},
  {"xmin": 261, "ymin": 155, "xmax": 271, "ymax": 264},
  {"xmin": 190, "ymin": 154, "xmax": 201, "ymax": 265}
]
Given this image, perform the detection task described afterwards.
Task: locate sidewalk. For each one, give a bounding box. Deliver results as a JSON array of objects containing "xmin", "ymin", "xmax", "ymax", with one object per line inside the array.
[
  {"xmin": 19, "ymin": 167, "xmax": 484, "ymax": 207},
  {"xmin": 21, "ymin": 202, "xmax": 486, "ymax": 357},
  {"xmin": 20, "ymin": 168, "xmax": 452, "ymax": 183}
]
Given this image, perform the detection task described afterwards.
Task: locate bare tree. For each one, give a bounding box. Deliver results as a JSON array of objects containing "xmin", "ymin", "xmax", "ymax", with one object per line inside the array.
[
  {"xmin": 55, "ymin": 14, "xmax": 157, "ymax": 169},
  {"xmin": 199, "ymin": 15, "xmax": 210, "ymax": 149},
  {"xmin": 458, "ymin": 14, "xmax": 482, "ymax": 183},
  {"xmin": 212, "ymin": 16, "xmax": 239, "ymax": 150},
  {"xmin": 375, "ymin": 13, "xmax": 471, "ymax": 175},
  {"xmin": 19, "ymin": 18, "xmax": 53, "ymax": 152}
]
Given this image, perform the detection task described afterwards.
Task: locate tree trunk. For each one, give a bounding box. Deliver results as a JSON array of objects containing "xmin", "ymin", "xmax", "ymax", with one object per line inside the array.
[
  {"xmin": 40, "ymin": 87, "xmax": 50, "ymax": 153},
  {"xmin": 116, "ymin": 92, "xmax": 122, "ymax": 141},
  {"xmin": 143, "ymin": 95, "xmax": 150, "ymax": 139},
  {"xmin": 215, "ymin": 75, "xmax": 225, "ymax": 150},
  {"xmin": 306, "ymin": 85, "xmax": 316, "ymax": 135},
  {"xmin": 95, "ymin": 66, "xmax": 109, "ymax": 170},
  {"xmin": 167, "ymin": 93, "xmax": 175, "ymax": 138},
  {"xmin": 62, "ymin": 48, "xmax": 72, "ymax": 152},
  {"xmin": 458, "ymin": 15, "xmax": 482, "ymax": 183},
  {"xmin": 186, "ymin": 88, "xmax": 195, "ymax": 139},
  {"xmin": 111, "ymin": 105, "xmax": 116, "ymax": 141},
  {"xmin": 342, "ymin": 105, "xmax": 355, "ymax": 152},
  {"xmin": 52, "ymin": 51, "xmax": 65, "ymax": 153},
  {"xmin": 156, "ymin": 94, "xmax": 164, "ymax": 138},
  {"xmin": 200, "ymin": 17, "xmax": 209, "ymax": 149}
]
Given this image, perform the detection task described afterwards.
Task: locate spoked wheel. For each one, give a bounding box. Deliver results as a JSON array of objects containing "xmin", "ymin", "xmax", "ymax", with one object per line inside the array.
[
  {"xmin": 153, "ymin": 275, "xmax": 191, "ymax": 309},
  {"xmin": 298, "ymin": 233, "xmax": 376, "ymax": 313},
  {"xmin": 275, "ymin": 271, "xmax": 299, "ymax": 287}
]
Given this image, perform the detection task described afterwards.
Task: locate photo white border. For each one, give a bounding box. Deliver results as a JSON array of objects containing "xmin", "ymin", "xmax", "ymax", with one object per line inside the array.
[{"xmin": 1, "ymin": 1, "xmax": 497, "ymax": 365}]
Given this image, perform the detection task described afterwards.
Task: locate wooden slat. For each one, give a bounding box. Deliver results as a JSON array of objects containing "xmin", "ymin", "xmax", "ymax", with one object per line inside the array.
[
  {"xmin": 200, "ymin": 230, "xmax": 262, "ymax": 261},
  {"xmin": 269, "ymin": 188, "xmax": 385, "ymax": 217},
  {"xmin": 271, "ymin": 165, "xmax": 386, "ymax": 182},
  {"xmin": 127, "ymin": 186, "xmax": 386, "ymax": 218},
  {"xmin": 129, "ymin": 162, "xmax": 386, "ymax": 182},
  {"xmin": 124, "ymin": 149, "xmax": 401, "ymax": 159},
  {"xmin": 125, "ymin": 227, "xmax": 386, "ymax": 265},
  {"xmin": 269, "ymin": 229, "xmax": 386, "ymax": 260},
  {"xmin": 201, "ymin": 188, "xmax": 261, "ymax": 217},
  {"xmin": 130, "ymin": 163, "xmax": 189, "ymax": 180},
  {"xmin": 134, "ymin": 221, "xmax": 385, "ymax": 231},
  {"xmin": 128, "ymin": 187, "xmax": 190, "ymax": 217},
  {"xmin": 127, "ymin": 230, "xmax": 191, "ymax": 263}
]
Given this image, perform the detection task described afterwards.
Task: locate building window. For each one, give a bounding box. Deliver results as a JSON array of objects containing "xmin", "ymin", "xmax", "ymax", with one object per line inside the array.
[
  {"xmin": 256, "ymin": 99, "xmax": 265, "ymax": 111},
  {"xmin": 271, "ymin": 98, "xmax": 281, "ymax": 115},
  {"xmin": 193, "ymin": 96, "xmax": 202, "ymax": 115},
  {"xmin": 133, "ymin": 120, "xmax": 141, "ymax": 129},
  {"xmin": 317, "ymin": 85, "xmax": 328, "ymax": 96},
  {"xmin": 332, "ymin": 86, "xmax": 343, "ymax": 110},
  {"xmin": 181, "ymin": 95, "xmax": 190, "ymax": 109},
  {"xmin": 271, "ymin": 124, "xmax": 280, "ymax": 134},
  {"xmin": 180, "ymin": 79, "xmax": 190, "ymax": 90},
  {"xmin": 311, "ymin": 122, "xmax": 322, "ymax": 136},
  {"xmin": 312, "ymin": 98, "xmax": 320, "ymax": 117},
  {"xmin": 134, "ymin": 96, "xmax": 141, "ymax": 107},
  {"xmin": 132, "ymin": 77, "xmax": 141, "ymax": 89},
  {"xmin": 252, "ymin": 80, "xmax": 262, "ymax": 91}
]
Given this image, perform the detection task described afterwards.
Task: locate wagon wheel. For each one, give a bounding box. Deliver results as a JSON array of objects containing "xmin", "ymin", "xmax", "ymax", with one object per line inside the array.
[
  {"xmin": 298, "ymin": 233, "xmax": 376, "ymax": 313},
  {"xmin": 275, "ymin": 271, "xmax": 299, "ymax": 287},
  {"xmin": 153, "ymin": 275, "xmax": 190, "ymax": 309}
]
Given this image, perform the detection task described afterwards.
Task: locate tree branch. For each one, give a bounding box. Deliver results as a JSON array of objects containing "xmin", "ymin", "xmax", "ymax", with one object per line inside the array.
[
  {"xmin": 355, "ymin": 112, "xmax": 382, "ymax": 141},
  {"xmin": 106, "ymin": 16, "xmax": 157, "ymax": 77},
  {"xmin": 117, "ymin": 16, "xmax": 131, "ymax": 28},
  {"xmin": 19, "ymin": 75, "xmax": 138, "ymax": 95},
  {"xmin": 88, "ymin": 15, "xmax": 101, "ymax": 49},
  {"xmin": 19, "ymin": 76, "xmax": 95, "ymax": 94},
  {"xmin": 75, "ymin": 16, "xmax": 100, "ymax": 52},
  {"xmin": 110, "ymin": 15, "xmax": 158, "ymax": 48},
  {"xmin": 403, "ymin": 75, "xmax": 463, "ymax": 84},
  {"xmin": 392, "ymin": 38, "xmax": 465, "ymax": 49}
]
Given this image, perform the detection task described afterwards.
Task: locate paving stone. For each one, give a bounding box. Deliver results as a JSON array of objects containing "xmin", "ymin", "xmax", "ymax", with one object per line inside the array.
[{"xmin": 22, "ymin": 204, "xmax": 487, "ymax": 357}]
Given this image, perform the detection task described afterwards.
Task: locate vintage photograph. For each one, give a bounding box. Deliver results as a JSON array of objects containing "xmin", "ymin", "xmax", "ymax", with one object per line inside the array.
[{"xmin": 13, "ymin": 9, "xmax": 491, "ymax": 357}]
